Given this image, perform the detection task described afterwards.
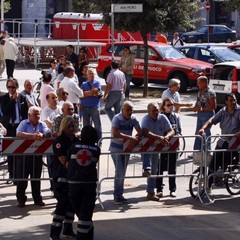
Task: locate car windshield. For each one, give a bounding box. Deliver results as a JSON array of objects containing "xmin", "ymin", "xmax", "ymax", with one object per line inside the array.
[
  {"xmin": 197, "ymin": 26, "xmax": 208, "ymax": 33},
  {"xmin": 211, "ymin": 48, "xmax": 240, "ymax": 61},
  {"xmin": 155, "ymin": 45, "xmax": 186, "ymax": 59}
]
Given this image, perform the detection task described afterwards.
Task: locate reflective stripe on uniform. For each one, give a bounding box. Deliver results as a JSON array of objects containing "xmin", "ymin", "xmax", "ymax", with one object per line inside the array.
[{"xmin": 57, "ymin": 177, "xmax": 67, "ymax": 183}]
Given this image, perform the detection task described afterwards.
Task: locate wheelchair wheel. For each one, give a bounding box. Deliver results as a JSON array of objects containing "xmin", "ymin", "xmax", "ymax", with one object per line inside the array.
[
  {"xmin": 23, "ymin": 54, "xmax": 31, "ymax": 68},
  {"xmin": 189, "ymin": 167, "xmax": 205, "ymax": 199},
  {"xmin": 225, "ymin": 169, "xmax": 240, "ymax": 195}
]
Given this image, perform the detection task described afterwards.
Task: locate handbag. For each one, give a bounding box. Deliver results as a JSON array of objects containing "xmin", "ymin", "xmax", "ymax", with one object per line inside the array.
[{"xmin": 193, "ymin": 152, "xmax": 212, "ymax": 166}]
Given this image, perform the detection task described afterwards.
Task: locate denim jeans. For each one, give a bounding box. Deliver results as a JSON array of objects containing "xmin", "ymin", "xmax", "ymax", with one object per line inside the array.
[
  {"xmin": 142, "ymin": 154, "xmax": 151, "ymax": 170},
  {"xmin": 194, "ymin": 111, "xmax": 214, "ymax": 150},
  {"xmin": 147, "ymin": 154, "xmax": 160, "ymax": 193},
  {"xmin": 111, "ymin": 153, "xmax": 130, "ymax": 198},
  {"xmin": 125, "ymin": 74, "xmax": 132, "ymax": 99},
  {"xmin": 104, "ymin": 91, "xmax": 123, "ymax": 121},
  {"xmin": 83, "ymin": 106, "xmax": 102, "ymax": 140}
]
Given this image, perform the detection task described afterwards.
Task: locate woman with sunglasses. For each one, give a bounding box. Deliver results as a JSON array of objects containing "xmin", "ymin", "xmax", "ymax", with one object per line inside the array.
[{"xmin": 156, "ymin": 97, "xmax": 182, "ymax": 198}]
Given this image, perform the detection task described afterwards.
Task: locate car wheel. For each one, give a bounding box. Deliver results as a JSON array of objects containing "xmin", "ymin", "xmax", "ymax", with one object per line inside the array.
[
  {"xmin": 196, "ymin": 38, "xmax": 203, "ymax": 43},
  {"xmin": 171, "ymin": 72, "xmax": 188, "ymax": 93},
  {"xmin": 131, "ymin": 78, "xmax": 143, "ymax": 87},
  {"xmin": 225, "ymin": 37, "xmax": 232, "ymax": 43}
]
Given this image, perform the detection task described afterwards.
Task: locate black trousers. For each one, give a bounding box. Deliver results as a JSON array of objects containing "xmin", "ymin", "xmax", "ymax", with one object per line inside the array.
[
  {"xmin": 6, "ymin": 124, "xmax": 18, "ymax": 178},
  {"xmin": 16, "ymin": 155, "xmax": 43, "ymax": 203},
  {"xmin": 5, "ymin": 59, "xmax": 15, "ymax": 78},
  {"xmin": 156, "ymin": 153, "xmax": 177, "ymax": 192},
  {"xmin": 69, "ymin": 183, "xmax": 96, "ymax": 240}
]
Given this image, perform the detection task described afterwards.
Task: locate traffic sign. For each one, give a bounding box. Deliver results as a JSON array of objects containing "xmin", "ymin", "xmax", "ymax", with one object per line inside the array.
[
  {"xmin": 206, "ymin": 1, "xmax": 210, "ymax": 11},
  {"xmin": 113, "ymin": 4, "xmax": 143, "ymax": 13}
]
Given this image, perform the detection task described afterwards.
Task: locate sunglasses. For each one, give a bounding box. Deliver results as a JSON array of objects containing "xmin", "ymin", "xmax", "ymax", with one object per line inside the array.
[
  {"xmin": 62, "ymin": 92, "xmax": 69, "ymax": 95},
  {"xmin": 165, "ymin": 104, "xmax": 173, "ymax": 107},
  {"xmin": 7, "ymin": 86, "xmax": 16, "ymax": 89}
]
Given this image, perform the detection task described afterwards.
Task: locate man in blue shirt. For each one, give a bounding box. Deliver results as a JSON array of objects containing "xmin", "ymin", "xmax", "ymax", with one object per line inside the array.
[
  {"xmin": 198, "ymin": 93, "xmax": 240, "ymax": 190},
  {"xmin": 16, "ymin": 106, "xmax": 51, "ymax": 207},
  {"xmin": 81, "ymin": 69, "xmax": 102, "ymax": 140},
  {"xmin": 141, "ymin": 102, "xmax": 174, "ymax": 201},
  {"xmin": 110, "ymin": 101, "xmax": 142, "ymax": 205}
]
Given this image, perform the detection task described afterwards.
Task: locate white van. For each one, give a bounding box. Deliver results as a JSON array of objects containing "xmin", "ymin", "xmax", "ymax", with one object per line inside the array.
[{"xmin": 209, "ymin": 61, "xmax": 240, "ymax": 108}]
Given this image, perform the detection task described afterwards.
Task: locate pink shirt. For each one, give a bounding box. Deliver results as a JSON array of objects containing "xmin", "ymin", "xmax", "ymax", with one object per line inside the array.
[{"xmin": 39, "ymin": 83, "xmax": 55, "ymax": 109}]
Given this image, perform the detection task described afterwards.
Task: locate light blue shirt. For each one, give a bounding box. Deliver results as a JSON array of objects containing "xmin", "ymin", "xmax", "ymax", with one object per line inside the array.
[{"xmin": 17, "ymin": 119, "xmax": 51, "ymax": 135}]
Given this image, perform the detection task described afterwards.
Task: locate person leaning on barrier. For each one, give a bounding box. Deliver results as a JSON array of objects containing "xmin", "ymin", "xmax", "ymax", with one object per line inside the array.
[
  {"xmin": 67, "ymin": 125, "xmax": 100, "ymax": 240},
  {"xmin": 50, "ymin": 116, "xmax": 78, "ymax": 240},
  {"xmin": 141, "ymin": 102, "xmax": 174, "ymax": 201},
  {"xmin": 16, "ymin": 106, "xmax": 51, "ymax": 208},
  {"xmin": 197, "ymin": 93, "xmax": 240, "ymax": 192},
  {"xmin": 51, "ymin": 101, "xmax": 81, "ymax": 138},
  {"xmin": 156, "ymin": 97, "xmax": 182, "ymax": 198},
  {"xmin": 110, "ymin": 101, "xmax": 142, "ymax": 205}
]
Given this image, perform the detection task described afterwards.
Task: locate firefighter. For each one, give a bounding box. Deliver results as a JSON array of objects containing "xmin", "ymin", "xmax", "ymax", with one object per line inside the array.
[
  {"xmin": 50, "ymin": 116, "xmax": 78, "ymax": 240},
  {"xmin": 67, "ymin": 125, "xmax": 101, "ymax": 240}
]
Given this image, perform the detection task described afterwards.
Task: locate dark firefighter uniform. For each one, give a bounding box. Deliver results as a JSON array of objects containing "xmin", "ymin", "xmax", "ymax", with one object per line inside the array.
[
  {"xmin": 67, "ymin": 140, "xmax": 100, "ymax": 240},
  {"xmin": 50, "ymin": 133, "xmax": 78, "ymax": 239}
]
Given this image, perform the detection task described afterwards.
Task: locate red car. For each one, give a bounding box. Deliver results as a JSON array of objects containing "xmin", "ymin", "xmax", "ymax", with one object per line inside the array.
[{"xmin": 96, "ymin": 41, "xmax": 213, "ymax": 92}]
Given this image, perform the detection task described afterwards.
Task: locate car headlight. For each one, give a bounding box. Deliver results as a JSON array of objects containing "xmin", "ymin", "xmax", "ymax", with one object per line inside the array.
[{"xmin": 192, "ymin": 67, "xmax": 204, "ymax": 73}]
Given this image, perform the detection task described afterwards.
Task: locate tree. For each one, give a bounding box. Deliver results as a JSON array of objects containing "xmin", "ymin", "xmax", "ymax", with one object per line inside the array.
[
  {"xmin": 73, "ymin": 0, "xmax": 199, "ymax": 97},
  {"xmin": 224, "ymin": 0, "xmax": 240, "ymax": 12},
  {"xmin": 0, "ymin": 0, "xmax": 11, "ymax": 13},
  {"xmin": 72, "ymin": 0, "xmax": 95, "ymax": 14}
]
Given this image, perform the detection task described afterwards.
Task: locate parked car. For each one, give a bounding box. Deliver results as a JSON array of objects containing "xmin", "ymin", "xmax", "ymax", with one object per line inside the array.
[
  {"xmin": 228, "ymin": 44, "xmax": 240, "ymax": 55},
  {"xmin": 96, "ymin": 41, "xmax": 213, "ymax": 92},
  {"xmin": 177, "ymin": 45, "xmax": 240, "ymax": 64},
  {"xmin": 181, "ymin": 25, "xmax": 237, "ymax": 43},
  {"xmin": 208, "ymin": 61, "xmax": 240, "ymax": 108}
]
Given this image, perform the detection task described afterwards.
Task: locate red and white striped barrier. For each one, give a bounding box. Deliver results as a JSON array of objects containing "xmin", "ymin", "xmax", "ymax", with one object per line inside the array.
[
  {"xmin": 123, "ymin": 137, "xmax": 179, "ymax": 153},
  {"xmin": 229, "ymin": 137, "xmax": 240, "ymax": 150},
  {"xmin": 0, "ymin": 138, "xmax": 54, "ymax": 154}
]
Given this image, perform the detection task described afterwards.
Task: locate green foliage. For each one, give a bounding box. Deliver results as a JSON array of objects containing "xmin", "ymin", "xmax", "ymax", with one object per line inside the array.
[
  {"xmin": 0, "ymin": 0, "xmax": 11, "ymax": 13},
  {"xmin": 224, "ymin": 0, "xmax": 240, "ymax": 12},
  {"xmin": 72, "ymin": 0, "xmax": 95, "ymax": 14}
]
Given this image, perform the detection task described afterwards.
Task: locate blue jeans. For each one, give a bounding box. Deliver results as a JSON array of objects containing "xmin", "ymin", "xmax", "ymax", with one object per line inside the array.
[
  {"xmin": 147, "ymin": 154, "xmax": 160, "ymax": 193},
  {"xmin": 104, "ymin": 91, "xmax": 123, "ymax": 121},
  {"xmin": 194, "ymin": 111, "xmax": 214, "ymax": 150},
  {"xmin": 125, "ymin": 74, "xmax": 132, "ymax": 99},
  {"xmin": 142, "ymin": 154, "xmax": 151, "ymax": 170},
  {"xmin": 111, "ymin": 153, "xmax": 130, "ymax": 198},
  {"xmin": 83, "ymin": 106, "xmax": 102, "ymax": 140}
]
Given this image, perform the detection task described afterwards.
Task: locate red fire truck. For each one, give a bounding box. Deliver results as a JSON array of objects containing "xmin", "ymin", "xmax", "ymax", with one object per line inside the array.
[{"xmin": 52, "ymin": 12, "xmax": 144, "ymax": 42}]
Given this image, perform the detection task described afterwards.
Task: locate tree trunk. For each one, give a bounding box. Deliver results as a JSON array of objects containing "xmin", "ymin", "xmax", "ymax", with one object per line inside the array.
[{"xmin": 141, "ymin": 33, "xmax": 149, "ymax": 98}]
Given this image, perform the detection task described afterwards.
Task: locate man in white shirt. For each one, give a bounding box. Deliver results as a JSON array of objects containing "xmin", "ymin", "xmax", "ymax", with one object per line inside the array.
[
  {"xmin": 3, "ymin": 37, "xmax": 18, "ymax": 78},
  {"xmin": 41, "ymin": 91, "xmax": 62, "ymax": 129},
  {"xmin": 171, "ymin": 32, "xmax": 184, "ymax": 47},
  {"xmin": 59, "ymin": 66, "xmax": 83, "ymax": 113}
]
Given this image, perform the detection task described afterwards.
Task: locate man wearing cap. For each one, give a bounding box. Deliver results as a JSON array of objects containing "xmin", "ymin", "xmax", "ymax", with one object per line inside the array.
[{"xmin": 161, "ymin": 78, "xmax": 192, "ymax": 113}]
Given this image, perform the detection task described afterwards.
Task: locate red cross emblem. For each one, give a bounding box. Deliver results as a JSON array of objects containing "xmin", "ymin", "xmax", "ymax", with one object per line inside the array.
[{"xmin": 76, "ymin": 149, "xmax": 93, "ymax": 166}]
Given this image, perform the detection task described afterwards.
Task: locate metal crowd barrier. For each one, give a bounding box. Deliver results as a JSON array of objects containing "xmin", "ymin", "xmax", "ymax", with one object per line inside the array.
[
  {"xmin": 97, "ymin": 135, "xmax": 205, "ymax": 208},
  {"xmin": 202, "ymin": 134, "xmax": 240, "ymax": 203},
  {"xmin": 0, "ymin": 137, "xmax": 54, "ymax": 182}
]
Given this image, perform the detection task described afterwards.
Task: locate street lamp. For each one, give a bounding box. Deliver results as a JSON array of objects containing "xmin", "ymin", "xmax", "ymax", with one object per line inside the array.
[{"xmin": 1, "ymin": 0, "xmax": 4, "ymax": 31}]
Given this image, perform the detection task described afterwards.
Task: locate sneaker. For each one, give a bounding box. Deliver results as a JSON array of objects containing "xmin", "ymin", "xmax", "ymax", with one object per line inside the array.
[
  {"xmin": 156, "ymin": 192, "xmax": 163, "ymax": 198},
  {"xmin": 62, "ymin": 230, "xmax": 77, "ymax": 239},
  {"xmin": 170, "ymin": 192, "xmax": 176, "ymax": 197},
  {"xmin": 17, "ymin": 202, "xmax": 26, "ymax": 208},
  {"xmin": 34, "ymin": 200, "xmax": 46, "ymax": 207},
  {"xmin": 147, "ymin": 192, "xmax": 160, "ymax": 201},
  {"xmin": 142, "ymin": 169, "xmax": 151, "ymax": 177},
  {"xmin": 114, "ymin": 196, "xmax": 128, "ymax": 205}
]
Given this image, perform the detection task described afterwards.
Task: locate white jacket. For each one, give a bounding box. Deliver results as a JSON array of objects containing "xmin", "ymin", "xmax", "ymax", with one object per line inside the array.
[{"xmin": 3, "ymin": 38, "xmax": 18, "ymax": 61}]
